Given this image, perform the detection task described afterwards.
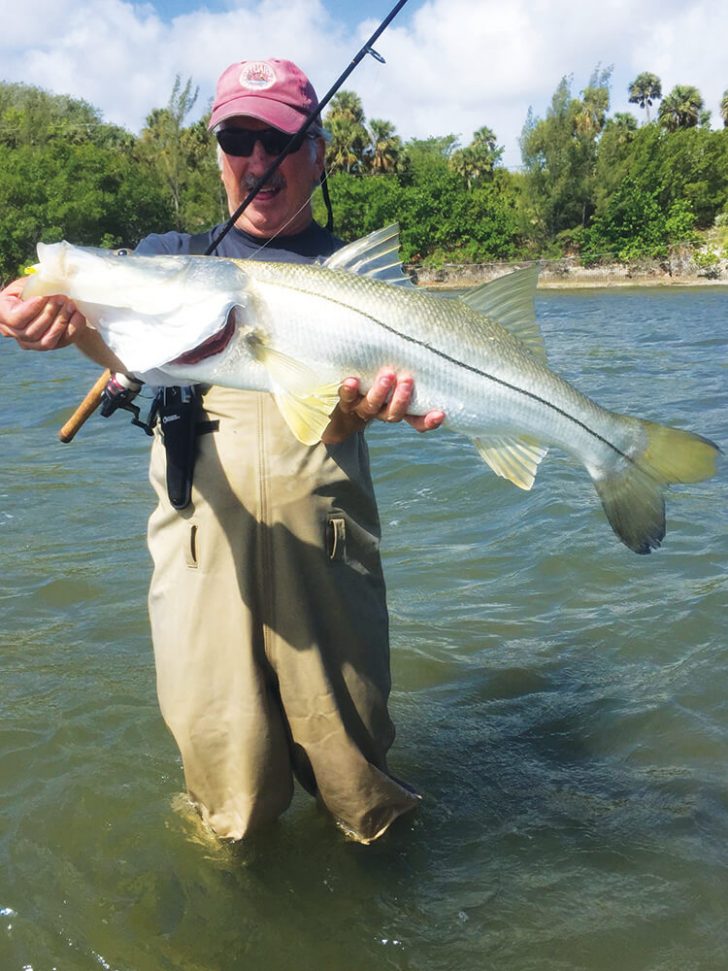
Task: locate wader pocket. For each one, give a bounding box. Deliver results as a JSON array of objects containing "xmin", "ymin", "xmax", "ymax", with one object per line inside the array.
[
  {"xmin": 185, "ymin": 524, "xmax": 199, "ymax": 569},
  {"xmin": 327, "ymin": 516, "xmax": 346, "ymax": 561}
]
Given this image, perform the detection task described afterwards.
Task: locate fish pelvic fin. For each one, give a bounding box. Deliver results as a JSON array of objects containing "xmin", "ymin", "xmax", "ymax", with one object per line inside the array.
[
  {"xmin": 473, "ymin": 434, "xmax": 549, "ymax": 490},
  {"xmin": 250, "ymin": 337, "xmax": 340, "ymax": 445},
  {"xmin": 592, "ymin": 419, "xmax": 720, "ymax": 554}
]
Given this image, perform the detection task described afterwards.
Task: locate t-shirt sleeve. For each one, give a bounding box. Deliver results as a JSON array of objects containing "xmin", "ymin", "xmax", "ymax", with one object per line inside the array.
[{"xmin": 135, "ymin": 231, "xmax": 190, "ymax": 256}]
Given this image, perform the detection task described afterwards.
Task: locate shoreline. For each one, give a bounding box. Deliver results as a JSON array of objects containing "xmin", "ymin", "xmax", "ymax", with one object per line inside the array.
[{"xmin": 410, "ymin": 257, "xmax": 728, "ymax": 290}]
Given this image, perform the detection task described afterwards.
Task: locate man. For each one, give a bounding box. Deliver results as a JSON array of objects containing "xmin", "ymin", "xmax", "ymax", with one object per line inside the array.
[{"xmin": 0, "ymin": 58, "xmax": 444, "ymax": 843}]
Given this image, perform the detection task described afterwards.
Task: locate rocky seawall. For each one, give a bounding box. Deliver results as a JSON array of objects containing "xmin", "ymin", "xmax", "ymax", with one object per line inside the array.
[{"xmin": 410, "ymin": 255, "xmax": 728, "ymax": 289}]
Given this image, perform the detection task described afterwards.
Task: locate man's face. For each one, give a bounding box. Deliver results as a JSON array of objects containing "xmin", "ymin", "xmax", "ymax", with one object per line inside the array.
[{"xmin": 218, "ymin": 116, "xmax": 325, "ymax": 238}]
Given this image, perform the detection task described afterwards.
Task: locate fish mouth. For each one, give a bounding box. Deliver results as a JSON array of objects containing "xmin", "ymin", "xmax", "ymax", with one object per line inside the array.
[{"xmin": 169, "ymin": 314, "xmax": 236, "ymax": 366}]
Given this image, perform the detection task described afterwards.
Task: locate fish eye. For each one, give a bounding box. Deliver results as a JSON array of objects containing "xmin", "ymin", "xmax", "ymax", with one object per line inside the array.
[{"xmin": 114, "ymin": 248, "xmax": 129, "ymax": 257}]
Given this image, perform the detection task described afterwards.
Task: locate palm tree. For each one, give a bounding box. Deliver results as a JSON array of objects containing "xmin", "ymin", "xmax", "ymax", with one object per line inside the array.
[
  {"xmin": 327, "ymin": 90, "xmax": 366, "ymax": 126},
  {"xmin": 366, "ymin": 118, "xmax": 401, "ymax": 174},
  {"xmin": 325, "ymin": 90, "xmax": 369, "ymax": 174},
  {"xmin": 658, "ymin": 84, "xmax": 704, "ymax": 131},
  {"xmin": 578, "ymin": 82, "xmax": 610, "ymax": 136},
  {"xmin": 449, "ymin": 126, "xmax": 503, "ymax": 189},
  {"xmin": 721, "ymin": 89, "xmax": 728, "ymax": 128},
  {"xmin": 628, "ymin": 72, "xmax": 662, "ymax": 123}
]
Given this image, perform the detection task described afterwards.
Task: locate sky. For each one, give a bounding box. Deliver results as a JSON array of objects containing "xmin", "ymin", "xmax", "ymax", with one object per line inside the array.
[{"xmin": 1, "ymin": 0, "xmax": 727, "ymax": 168}]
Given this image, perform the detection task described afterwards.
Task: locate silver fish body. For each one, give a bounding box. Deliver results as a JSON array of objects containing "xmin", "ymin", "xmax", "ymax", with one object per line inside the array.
[{"xmin": 24, "ymin": 226, "xmax": 720, "ymax": 553}]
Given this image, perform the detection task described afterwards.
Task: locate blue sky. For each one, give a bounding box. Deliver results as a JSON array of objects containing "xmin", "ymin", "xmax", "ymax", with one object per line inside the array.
[
  {"xmin": 142, "ymin": 0, "xmax": 413, "ymax": 30},
  {"xmin": 2, "ymin": 0, "xmax": 726, "ymax": 168}
]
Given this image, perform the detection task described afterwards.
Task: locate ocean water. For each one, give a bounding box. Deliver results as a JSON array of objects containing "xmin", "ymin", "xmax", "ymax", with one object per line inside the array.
[{"xmin": 1, "ymin": 287, "xmax": 726, "ymax": 971}]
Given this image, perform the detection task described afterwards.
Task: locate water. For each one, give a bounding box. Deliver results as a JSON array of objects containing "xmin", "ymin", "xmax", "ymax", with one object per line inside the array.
[{"xmin": 1, "ymin": 287, "xmax": 726, "ymax": 971}]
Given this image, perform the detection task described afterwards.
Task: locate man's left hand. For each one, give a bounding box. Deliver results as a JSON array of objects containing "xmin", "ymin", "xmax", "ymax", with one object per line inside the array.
[{"xmin": 322, "ymin": 368, "xmax": 445, "ymax": 445}]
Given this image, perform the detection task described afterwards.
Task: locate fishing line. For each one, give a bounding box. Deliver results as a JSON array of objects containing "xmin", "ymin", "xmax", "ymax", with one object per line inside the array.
[
  {"xmin": 205, "ymin": 0, "xmax": 411, "ymax": 255},
  {"xmin": 233, "ymin": 151, "xmax": 343, "ymax": 262}
]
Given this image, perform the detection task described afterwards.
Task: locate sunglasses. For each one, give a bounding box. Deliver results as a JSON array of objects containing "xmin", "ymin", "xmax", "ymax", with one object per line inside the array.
[{"xmin": 215, "ymin": 127, "xmax": 312, "ymax": 158}]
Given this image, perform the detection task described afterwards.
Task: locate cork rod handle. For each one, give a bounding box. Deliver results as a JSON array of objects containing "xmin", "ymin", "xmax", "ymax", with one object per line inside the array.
[{"xmin": 58, "ymin": 369, "xmax": 111, "ymax": 443}]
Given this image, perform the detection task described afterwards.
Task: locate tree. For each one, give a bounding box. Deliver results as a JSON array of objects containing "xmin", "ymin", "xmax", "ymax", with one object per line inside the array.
[
  {"xmin": 325, "ymin": 91, "xmax": 369, "ymax": 174},
  {"xmin": 658, "ymin": 85, "xmax": 705, "ymax": 132},
  {"xmin": 137, "ymin": 75, "xmax": 200, "ymax": 229},
  {"xmin": 365, "ymin": 118, "xmax": 402, "ymax": 174},
  {"xmin": 0, "ymin": 82, "xmax": 171, "ymax": 280},
  {"xmin": 577, "ymin": 66, "xmax": 613, "ymax": 136},
  {"xmin": 721, "ymin": 89, "xmax": 728, "ymax": 128},
  {"xmin": 627, "ymin": 72, "xmax": 662, "ymax": 123},
  {"xmin": 520, "ymin": 67, "xmax": 612, "ymax": 241},
  {"xmin": 583, "ymin": 176, "xmax": 698, "ymax": 263},
  {"xmin": 449, "ymin": 126, "xmax": 503, "ymax": 189}
]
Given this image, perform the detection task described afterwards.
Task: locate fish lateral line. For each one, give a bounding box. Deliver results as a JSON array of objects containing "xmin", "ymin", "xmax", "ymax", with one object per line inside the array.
[{"xmin": 257, "ymin": 275, "xmax": 641, "ymax": 469}]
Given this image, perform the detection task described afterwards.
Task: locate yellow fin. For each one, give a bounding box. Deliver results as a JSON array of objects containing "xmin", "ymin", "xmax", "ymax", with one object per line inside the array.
[
  {"xmin": 252, "ymin": 340, "xmax": 340, "ymax": 445},
  {"xmin": 473, "ymin": 434, "xmax": 549, "ymax": 490},
  {"xmin": 591, "ymin": 418, "xmax": 720, "ymax": 554}
]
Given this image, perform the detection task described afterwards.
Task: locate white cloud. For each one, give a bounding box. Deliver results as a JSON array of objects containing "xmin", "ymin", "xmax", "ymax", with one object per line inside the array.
[{"xmin": 1, "ymin": 0, "xmax": 726, "ymax": 167}]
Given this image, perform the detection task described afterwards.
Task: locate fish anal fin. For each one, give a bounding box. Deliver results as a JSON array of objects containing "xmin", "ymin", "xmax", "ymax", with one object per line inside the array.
[
  {"xmin": 460, "ymin": 265, "xmax": 546, "ymax": 360},
  {"xmin": 251, "ymin": 339, "xmax": 340, "ymax": 445},
  {"xmin": 473, "ymin": 434, "xmax": 548, "ymax": 491}
]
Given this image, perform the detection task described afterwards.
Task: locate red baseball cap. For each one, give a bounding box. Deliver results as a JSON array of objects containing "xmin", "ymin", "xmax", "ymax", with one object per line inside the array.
[{"xmin": 208, "ymin": 59, "xmax": 321, "ymax": 133}]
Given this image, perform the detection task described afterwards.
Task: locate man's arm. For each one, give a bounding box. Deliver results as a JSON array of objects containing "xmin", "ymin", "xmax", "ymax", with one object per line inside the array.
[
  {"xmin": 3, "ymin": 277, "xmax": 445, "ymax": 441},
  {"xmin": 0, "ymin": 278, "xmax": 126, "ymax": 371}
]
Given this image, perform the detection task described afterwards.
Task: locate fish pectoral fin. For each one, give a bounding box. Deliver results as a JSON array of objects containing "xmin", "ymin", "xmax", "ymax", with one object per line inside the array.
[
  {"xmin": 254, "ymin": 342, "xmax": 340, "ymax": 445},
  {"xmin": 472, "ymin": 434, "xmax": 549, "ymax": 491}
]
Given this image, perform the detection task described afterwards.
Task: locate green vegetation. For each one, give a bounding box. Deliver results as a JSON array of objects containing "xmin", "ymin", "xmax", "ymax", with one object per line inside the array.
[{"xmin": 2, "ymin": 70, "xmax": 728, "ymax": 284}]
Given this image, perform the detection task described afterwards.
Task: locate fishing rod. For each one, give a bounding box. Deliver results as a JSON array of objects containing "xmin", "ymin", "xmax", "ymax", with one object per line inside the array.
[
  {"xmin": 58, "ymin": 0, "xmax": 412, "ymax": 442},
  {"xmin": 208, "ymin": 0, "xmax": 410, "ymax": 253}
]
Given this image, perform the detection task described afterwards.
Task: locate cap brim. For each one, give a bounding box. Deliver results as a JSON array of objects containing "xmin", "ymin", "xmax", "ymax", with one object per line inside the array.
[{"xmin": 209, "ymin": 96, "xmax": 312, "ymax": 133}]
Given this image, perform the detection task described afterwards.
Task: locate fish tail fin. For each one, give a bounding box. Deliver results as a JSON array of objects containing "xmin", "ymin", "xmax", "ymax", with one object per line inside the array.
[{"xmin": 592, "ymin": 419, "xmax": 720, "ymax": 554}]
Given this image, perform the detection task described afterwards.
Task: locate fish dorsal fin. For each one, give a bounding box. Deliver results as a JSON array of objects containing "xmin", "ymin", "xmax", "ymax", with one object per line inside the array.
[
  {"xmin": 472, "ymin": 433, "xmax": 549, "ymax": 491},
  {"xmin": 249, "ymin": 336, "xmax": 340, "ymax": 445},
  {"xmin": 460, "ymin": 265, "xmax": 546, "ymax": 360},
  {"xmin": 323, "ymin": 224, "xmax": 416, "ymax": 288}
]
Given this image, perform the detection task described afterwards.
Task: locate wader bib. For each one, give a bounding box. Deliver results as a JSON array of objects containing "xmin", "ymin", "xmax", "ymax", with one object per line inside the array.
[{"xmin": 147, "ymin": 385, "xmax": 419, "ymax": 842}]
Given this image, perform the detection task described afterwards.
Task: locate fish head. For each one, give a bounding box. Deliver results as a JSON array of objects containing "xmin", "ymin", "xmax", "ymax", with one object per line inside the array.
[{"xmin": 22, "ymin": 241, "xmax": 253, "ymax": 377}]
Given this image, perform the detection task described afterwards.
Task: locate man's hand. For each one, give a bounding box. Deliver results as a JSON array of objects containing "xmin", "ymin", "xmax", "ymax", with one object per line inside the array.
[
  {"xmin": 322, "ymin": 368, "xmax": 445, "ymax": 445},
  {"xmin": 0, "ymin": 279, "xmax": 86, "ymax": 350}
]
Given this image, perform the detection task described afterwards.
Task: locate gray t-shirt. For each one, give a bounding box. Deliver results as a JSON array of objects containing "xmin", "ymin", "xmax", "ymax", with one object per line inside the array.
[{"xmin": 135, "ymin": 221, "xmax": 342, "ymax": 263}]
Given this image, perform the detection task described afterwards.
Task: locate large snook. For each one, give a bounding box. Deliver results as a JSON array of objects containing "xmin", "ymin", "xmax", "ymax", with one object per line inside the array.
[{"xmin": 24, "ymin": 225, "xmax": 719, "ymax": 554}]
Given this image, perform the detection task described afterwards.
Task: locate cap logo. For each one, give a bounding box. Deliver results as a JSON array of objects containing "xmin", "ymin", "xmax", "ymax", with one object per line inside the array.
[{"xmin": 238, "ymin": 62, "xmax": 277, "ymax": 91}]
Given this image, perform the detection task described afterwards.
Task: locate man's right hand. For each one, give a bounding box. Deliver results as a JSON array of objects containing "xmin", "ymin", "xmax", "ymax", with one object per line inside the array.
[{"xmin": 0, "ymin": 278, "xmax": 87, "ymax": 351}]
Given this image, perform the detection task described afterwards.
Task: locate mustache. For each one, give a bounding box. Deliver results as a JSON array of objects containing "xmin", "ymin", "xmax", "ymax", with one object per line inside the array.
[{"xmin": 243, "ymin": 172, "xmax": 286, "ymax": 193}]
